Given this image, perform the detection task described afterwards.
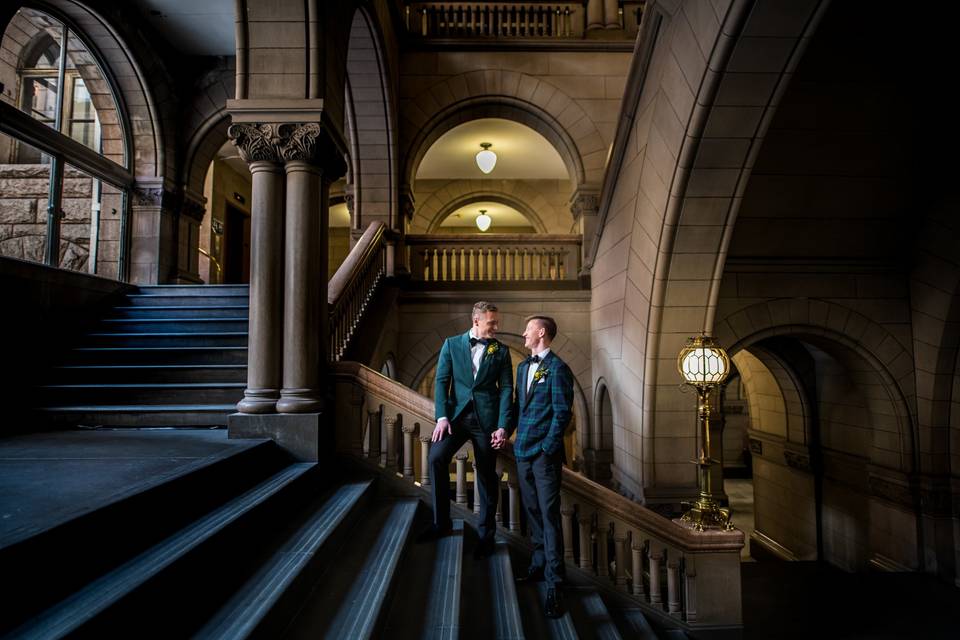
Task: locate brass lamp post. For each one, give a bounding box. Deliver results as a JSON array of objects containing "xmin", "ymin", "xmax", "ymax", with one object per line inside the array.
[{"xmin": 678, "ymin": 334, "xmax": 733, "ymax": 531}]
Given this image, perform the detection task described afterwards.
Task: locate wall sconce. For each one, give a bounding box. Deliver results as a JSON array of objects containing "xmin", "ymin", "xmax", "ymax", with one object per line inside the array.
[
  {"xmin": 677, "ymin": 334, "xmax": 733, "ymax": 531},
  {"xmin": 475, "ymin": 142, "xmax": 496, "ymax": 174}
]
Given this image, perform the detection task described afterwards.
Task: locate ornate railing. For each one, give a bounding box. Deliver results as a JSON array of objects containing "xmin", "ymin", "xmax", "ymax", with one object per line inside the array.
[
  {"xmin": 331, "ymin": 361, "xmax": 744, "ymax": 630},
  {"xmin": 328, "ymin": 222, "xmax": 387, "ymax": 361},
  {"xmin": 404, "ymin": 1, "xmax": 646, "ymax": 39},
  {"xmin": 406, "ymin": 234, "xmax": 580, "ymax": 282}
]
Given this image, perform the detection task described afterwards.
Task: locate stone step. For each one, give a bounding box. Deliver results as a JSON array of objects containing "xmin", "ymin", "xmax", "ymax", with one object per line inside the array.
[
  {"xmin": 109, "ymin": 305, "xmax": 249, "ymax": 319},
  {"xmin": 38, "ymin": 382, "xmax": 245, "ymax": 406},
  {"xmin": 488, "ymin": 541, "xmax": 526, "ymax": 640},
  {"xmin": 64, "ymin": 346, "xmax": 248, "ymax": 366},
  {"xmin": 124, "ymin": 294, "xmax": 249, "ymax": 307},
  {"xmin": 7, "ymin": 462, "xmax": 316, "ymax": 639},
  {"xmin": 566, "ymin": 587, "xmax": 623, "ymax": 640},
  {"xmin": 614, "ymin": 607, "xmax": 660, "ymax": 640},
  {"xmin": 36, "ymin": 405, "xmax": 238, "ymax": 428},
  {"xmin": 195, "ymin": 479, "xmax": 377, "ymax": 639},
  {"xmin": 536, "ymin": 582, "xmax": 580, "ymax": 639},
  {"xmin": 0, "ymin": 438, "xmax": 291, "ymax": 635},
  {"xmin": 82, "ymin": 332, "xmax": 248, "ymax": 348},
  {"xmin": 49, "ymin": 364, "xmax": 247, "ymax": 384},
  {"xmin": 422, "ymin": 519, "xmax": 465, "ymax": 639},
  {"xmin": 135, "ymin": 284, "xmax": 249, "ymax": 296},
  {"xmin": 285, "ymin": 499, "xmax": 419, "ymax": 639},
  {"xmin": 99, "ymin": 318, "xmax": 249, "ymax": 333}
]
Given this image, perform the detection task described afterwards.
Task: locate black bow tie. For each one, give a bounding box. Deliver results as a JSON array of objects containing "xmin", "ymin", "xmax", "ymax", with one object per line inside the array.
[
  {"xmin": 470, "ymin": 337, "xmax": 489, "ymax": 347},
  {"xmin": 525, "ymin": 355, "xmax": 541, "ymax": 365}
]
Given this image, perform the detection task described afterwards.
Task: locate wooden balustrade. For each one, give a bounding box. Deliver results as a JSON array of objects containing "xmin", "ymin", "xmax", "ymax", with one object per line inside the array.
[
  {"xmin": 406, "ymin": 234, "xmax": 580, "ymax": 282},
  {"xmin": 331, "ymin": 360, "xmax": 744, "ymax": 630},
  {"xmin": 405, "ymin": 2, "xmax": 647, "ymax": 39},
  {"xmin": 328, "ymin": 221, "xmax": 387, "ymax": 362}
]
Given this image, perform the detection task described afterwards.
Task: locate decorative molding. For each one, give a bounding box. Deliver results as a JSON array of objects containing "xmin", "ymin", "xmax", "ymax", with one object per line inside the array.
[
  {"xmin": 570, "ymin": 191, "xmax": 600, "ymax": 220},
  {"xmin": 227, "ymin": 123, "xmax": 284, "ymax": 163},
  {"xmin": 227, "ymin": 121, "xmax": 347, "ymax": 177},
  {"xmin": 868, "ymin": 475, "xmax": 913, "ymax": 510},
  {"xmin": 400, "ymin": 187, "xmax": 415, "ymax": 221},
  {"xmin": 783, "ymin": 451, "xmax": 810, "ymax": 472},
  {"xmin": 748, "ymin": 438, "xmax": 763, "ymax": 456},
  {"xmin": 278, "ymin": 122, "xmax": 322, "ymax": 162}
]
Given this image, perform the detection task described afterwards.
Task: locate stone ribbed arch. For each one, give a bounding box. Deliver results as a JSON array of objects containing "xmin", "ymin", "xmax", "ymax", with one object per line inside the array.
[
  {"xmin": 735, "ymin": 344, "xmax": 811, "ymax": 446},
  {"xmin": 585, "ymin": 0, "xmax": 833, "ymax": 493},
  {"xmin": 345, "ymin": 6, "xmax": 397, "ymax": 229},
  {"xmin": 401, "ymin": 80, "xmax": 598, "ymax": 187},
  {"xmin": 714, "ymin": 299, "xmax": 916, "ymax": 471},
  {"xmin": 415, "ymin": 188, "xmax": 550, "ymax": 234}
]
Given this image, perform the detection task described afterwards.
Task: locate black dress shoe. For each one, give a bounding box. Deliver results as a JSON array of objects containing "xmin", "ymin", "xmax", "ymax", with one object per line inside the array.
[
  {"xmin": 544, "ymin": 587, "xmax": 566, "ymax": 618},
  {"xmin": 473, "ymin": 537, "xmax": 495, "ymax": 559},
  {"xmin": 515, "ymin": 567, "xmax": 545, "ymax": 584},
  {"xmin": 415, "ymin": 525, "xmax": 451, "ymax": 544}
]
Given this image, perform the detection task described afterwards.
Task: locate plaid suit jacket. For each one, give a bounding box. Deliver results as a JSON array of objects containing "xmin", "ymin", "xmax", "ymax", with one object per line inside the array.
[{"xmin": 508, "ymin": 351, "xmax": 574, "ymax": 460}]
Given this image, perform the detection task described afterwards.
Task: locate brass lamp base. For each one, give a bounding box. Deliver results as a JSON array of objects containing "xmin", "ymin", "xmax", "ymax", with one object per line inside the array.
[{"xmin": 681, "ymin": 496, "xmax": 733, "ymax": 531}]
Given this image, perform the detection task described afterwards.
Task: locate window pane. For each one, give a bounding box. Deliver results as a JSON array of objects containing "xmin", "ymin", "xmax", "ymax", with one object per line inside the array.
[
  {"xmin": 0, "ymin": 131, "xmax": 51, "ymax": 264},
  {"xmin": 4, "ymin": 9, "xmax": 65, "ymax": 131},
  {"xmin": 65, "ymin": 31, "xmax": 121, "ymax": 162},
  {"xmin": 58, "ymin": 163, "xmax": 124, "ymax": 276}
]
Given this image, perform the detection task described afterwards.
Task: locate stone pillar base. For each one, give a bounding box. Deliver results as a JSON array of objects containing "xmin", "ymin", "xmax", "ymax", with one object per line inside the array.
[{"xmin": 228, "ymin": 412, "xmax": 327, "ymax": 462}]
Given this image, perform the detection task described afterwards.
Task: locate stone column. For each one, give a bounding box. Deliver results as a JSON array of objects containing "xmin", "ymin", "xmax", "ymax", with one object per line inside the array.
[
  {"xmin": 227, "ymin": 124, "xmax": 285, "ymax": 414},
  {"xmin": 455, "ymin": 449, "xmax": 469, "ymax": 504},
  {"xmin": 570, "ymin": 189, "xmax": 600, "ymax": 279}
]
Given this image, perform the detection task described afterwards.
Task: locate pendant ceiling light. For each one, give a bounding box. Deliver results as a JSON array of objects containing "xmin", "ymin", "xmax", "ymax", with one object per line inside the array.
[
  {"xmin": 475, "ymin": 142, "xmax": 496, "ymax": 174},
  {"xmin": 476, "ymin": 209, "xmax": 492, "ymax": 232}
]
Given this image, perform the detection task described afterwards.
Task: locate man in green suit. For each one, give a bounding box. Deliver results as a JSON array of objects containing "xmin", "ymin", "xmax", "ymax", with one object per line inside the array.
[{"xmin": 419, "ymin": 301, "xmax": 513, "ymax": 558}]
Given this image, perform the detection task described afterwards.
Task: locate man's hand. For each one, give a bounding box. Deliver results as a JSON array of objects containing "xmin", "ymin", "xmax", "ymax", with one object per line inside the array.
[
  {"xmin": 432, "ymin": 417, "xmax": 452, "ymax": 442},
  {"xmin": 490, "ymin": 428, "xmax": 507, "ymax": 450}
]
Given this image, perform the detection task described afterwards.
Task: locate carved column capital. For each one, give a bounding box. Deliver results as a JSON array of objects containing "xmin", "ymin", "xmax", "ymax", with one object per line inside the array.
[
  {"xmin": 228, "ymin": 122, "xmax": 347, "ymax": 180},
  {"xmin": 227, "ymin": 122, "xmax": 285, "ymax": 163},
  {"xmin": 570, "ymin": 190, "xmax": 600, "ymax": 220},
  {"xmin": 400, "ymin": 187, "xmax": 415, "ymax": 221},
  {"xmin": 401, "ymin": 422, "xmax": 416, "ymax": 435}
]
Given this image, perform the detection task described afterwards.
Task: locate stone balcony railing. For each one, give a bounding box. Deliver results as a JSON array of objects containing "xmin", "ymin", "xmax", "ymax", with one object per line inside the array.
[
  {"xmin": 332, "ymin": 360, "xmax": 744, "ymax": 630},
  {"xmin": 406, "ymin": 234, "xmax": 581, "ymax": 283},
  {"xmin": 404, "ymin": 1, "xmax": 646, "ymax": 41}
]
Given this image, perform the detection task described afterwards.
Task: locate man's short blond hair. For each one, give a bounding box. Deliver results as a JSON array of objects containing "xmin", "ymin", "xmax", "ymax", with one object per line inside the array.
[{"xmin": 472, "ymin": 301, "xmax": 499, "ymax": 319}]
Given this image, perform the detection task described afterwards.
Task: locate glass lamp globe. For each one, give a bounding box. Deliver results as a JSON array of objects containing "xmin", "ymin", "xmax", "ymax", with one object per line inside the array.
[
  {"xmin": 475, "ymin": 209, "xmax": 492, "ymax": 232},
  {"xmin": 677, "ymin": 335, "xmax": 730, "ymax": 386},
  {"xmin": 475, "ymin": 142, "xmax": 496, "ymax": 174}
]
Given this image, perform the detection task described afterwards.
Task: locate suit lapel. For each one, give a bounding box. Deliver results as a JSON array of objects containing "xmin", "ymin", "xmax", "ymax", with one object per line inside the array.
[
  {"xmin": 518, "ymin": 361, "xmax": 528, "ymax": 407},
  {"xmin": 523, "ymin": 351, "xmax": 554, "ymax": 408},
  {"xmin": 458, "ymin": 331, "xmax": 474, "ymax": 382}
]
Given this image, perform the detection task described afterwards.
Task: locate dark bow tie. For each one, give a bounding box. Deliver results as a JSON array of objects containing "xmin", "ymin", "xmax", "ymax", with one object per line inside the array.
[
  {"xmin": 470, "ymin": 337, "xmax": 489, "ymax": 347},
  {"xmin": 525, "ymin": 355, "xmax": 542, "ymax": 365}
]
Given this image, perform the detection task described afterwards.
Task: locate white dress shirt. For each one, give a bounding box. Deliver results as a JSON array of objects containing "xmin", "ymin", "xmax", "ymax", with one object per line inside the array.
[
  {"xmin": 439, "ymin": 330, "xmax": 487, "ymax": 423},
  {"xmin": 526, "ymin": 347, "xmax": 551, "ymax": 392}
]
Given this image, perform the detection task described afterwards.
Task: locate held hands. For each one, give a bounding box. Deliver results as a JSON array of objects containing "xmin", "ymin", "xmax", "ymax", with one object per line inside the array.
[
  {"xmin": 432, "ymin": 417, "xmax": 452, "ymax": 442},
  {"xmin": 490, "ymin": 428, "xmax": 507, "ymax": 450}
]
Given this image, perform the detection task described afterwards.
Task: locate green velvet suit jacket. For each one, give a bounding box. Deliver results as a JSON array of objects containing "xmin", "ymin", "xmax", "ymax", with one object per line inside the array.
[{"xmin": 434, "ymin": 331, "xmax": 513, "ymax": 433}]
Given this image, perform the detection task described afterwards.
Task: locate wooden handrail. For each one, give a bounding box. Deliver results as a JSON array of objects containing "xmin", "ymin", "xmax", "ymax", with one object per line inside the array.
[{"xmin": 328, "ymin": 222, "xmax": 388, "ymax": 361}]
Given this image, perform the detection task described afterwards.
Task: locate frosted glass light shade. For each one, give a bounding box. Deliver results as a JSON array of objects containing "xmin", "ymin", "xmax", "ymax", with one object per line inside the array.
[
  {"xmin": 677, "ymin": 335, "xmax": 730, "ymax": 386},
  {"xmin": 476, "ymin": 210, "xmax": 492, "ymax": 231},
  {"xmin": 476, "ymin": 143, "xmax": 496, "ymax": 174}
]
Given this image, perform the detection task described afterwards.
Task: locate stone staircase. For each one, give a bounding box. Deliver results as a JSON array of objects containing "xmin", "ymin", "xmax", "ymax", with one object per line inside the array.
[
  {"xmin": 1, "ymin": 436, "xmax": 684, "ymax": 640},
  {"xmin": 35, "ymin": 284, "xmax": 248, "ymax": 428}
]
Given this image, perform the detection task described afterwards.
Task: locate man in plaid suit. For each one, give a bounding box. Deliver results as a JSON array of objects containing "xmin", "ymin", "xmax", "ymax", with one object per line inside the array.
[{"xmin": 494, "ymin": 315, "xmax": 574, "ymax": 618}]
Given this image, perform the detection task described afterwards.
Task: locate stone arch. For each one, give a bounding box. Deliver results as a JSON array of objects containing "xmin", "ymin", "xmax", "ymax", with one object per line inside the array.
[
  {"xmin": 2, "ymin": 1, "xmax": 169, "ymax": 177},
  {"xmin": 423, "ymin": 191, "xmax": 549, "ymax": 234},
  {"xmin": 593, "ymin": 378, "xmax": 616, "ymax": 451},
  {"xmin": 345, "ymin": 5, "xmax": 397, "ymax": 230},
  {"xmin": 402, "ymin": 95, "xmax": 593, "ymax": 190},
  {"xmin": 716, "ymin": 302, "xmax": 916, "ymax": 473},
  {"xmin": 181, "ymin": 62, "xmax": 235, "ymax": 197}
]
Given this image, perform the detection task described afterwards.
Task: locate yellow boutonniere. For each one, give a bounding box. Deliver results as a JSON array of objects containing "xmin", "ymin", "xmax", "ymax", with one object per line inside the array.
[
  {"xmin": 486, "ymin": 342, "xmax": 499, "ymax": 356},
  {"xmin": 533, "ymin": 367, "xmax": 549, "ymax": 382}
]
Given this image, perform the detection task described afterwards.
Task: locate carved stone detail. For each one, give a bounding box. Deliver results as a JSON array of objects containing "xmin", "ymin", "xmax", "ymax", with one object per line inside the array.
[
  {"xmin": 400, "ymin": 188, "xmax": 415, "ymax": 221},
  {"xmin": 570, "ymin": 192, "xmax": 600, "ymax": 219},
  {"xmin": 132, "ymin": 187, "xmax": 173, "ymax": 208},
  {"xmin": 227, "ymin": 123, "xmax": 284, "ymax": 163},
  {"xmin": 783, "ymin": 450, "xmax": 810, "ymax": 472},
  {"xmin": 278, "ymin": 122, "xmax": 322, "ymax": 162}
]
